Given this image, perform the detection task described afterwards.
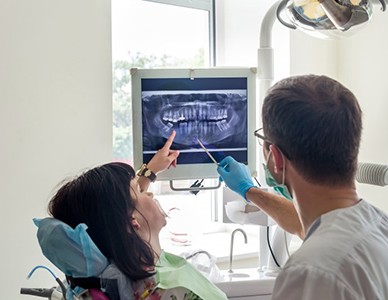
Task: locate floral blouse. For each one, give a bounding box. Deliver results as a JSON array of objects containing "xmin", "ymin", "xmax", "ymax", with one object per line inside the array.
[{"xmin": 132, "ymin": 276, "xmax": 202, "ymax": 300}]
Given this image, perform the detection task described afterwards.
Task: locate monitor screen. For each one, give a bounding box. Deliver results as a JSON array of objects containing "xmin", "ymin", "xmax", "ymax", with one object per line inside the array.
[{"xmin": 132, "ymin": 68, "xmax": 257, "ymax": 180}]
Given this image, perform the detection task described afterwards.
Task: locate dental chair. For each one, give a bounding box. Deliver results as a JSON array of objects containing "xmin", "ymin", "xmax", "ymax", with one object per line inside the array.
[{"xmin": 21, "ymin": 218, "xmax": 134, "ymax": 300}]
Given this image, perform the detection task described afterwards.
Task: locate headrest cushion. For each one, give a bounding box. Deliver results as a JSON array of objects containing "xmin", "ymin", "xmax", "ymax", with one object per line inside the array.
[{"xmin": 34, "ymin": 218, "xmax": 109, "ymax": 278}]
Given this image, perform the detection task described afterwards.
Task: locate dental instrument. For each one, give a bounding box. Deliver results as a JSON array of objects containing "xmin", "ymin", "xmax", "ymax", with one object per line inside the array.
[{"xmin": 197, "ymin": 138, "xmax": 219, "ymax": 166}]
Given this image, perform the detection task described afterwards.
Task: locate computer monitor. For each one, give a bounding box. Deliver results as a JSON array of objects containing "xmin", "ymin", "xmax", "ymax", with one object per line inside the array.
[{"xmin": 131, "ymin": 67, "xmax": 257, "ymax": 180}]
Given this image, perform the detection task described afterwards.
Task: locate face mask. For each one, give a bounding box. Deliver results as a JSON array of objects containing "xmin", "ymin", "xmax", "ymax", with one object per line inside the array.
[{"xmin": 262, "ymin": 150, "xmax": 293, "ymax": 201}]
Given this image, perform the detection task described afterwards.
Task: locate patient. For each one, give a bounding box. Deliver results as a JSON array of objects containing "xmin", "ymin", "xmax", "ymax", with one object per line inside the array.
[{"xmin": 46, "ymin": 131, "xmax": 227, "ymax": 300}]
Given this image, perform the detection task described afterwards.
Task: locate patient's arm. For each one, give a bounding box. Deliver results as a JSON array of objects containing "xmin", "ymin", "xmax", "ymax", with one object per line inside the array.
[
  {"xmin": 138, "ymin": 130, "xmax": 179, "ymax": 192},
  {"xmin": 246, "ymin": 188, "xmax": 304, "ymax": 239}
]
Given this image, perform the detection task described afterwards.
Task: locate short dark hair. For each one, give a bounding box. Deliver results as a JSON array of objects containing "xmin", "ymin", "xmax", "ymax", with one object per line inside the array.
[
  {"xmin": 262, "ymin": 74, "xmax": 362, "ymax": 186},
  {"xmin": 48, "ymin": 162, "xmax": 155, "ymax": 280}
]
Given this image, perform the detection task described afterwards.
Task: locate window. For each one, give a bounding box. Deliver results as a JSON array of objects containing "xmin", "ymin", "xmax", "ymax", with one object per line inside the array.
[
  {"xmin": 112, "ymin": 0, "xmax": 214, "ymax": 162},
  {"xmin": 112, "ymin": 0, "xmax": 220, "ymax": 241}
]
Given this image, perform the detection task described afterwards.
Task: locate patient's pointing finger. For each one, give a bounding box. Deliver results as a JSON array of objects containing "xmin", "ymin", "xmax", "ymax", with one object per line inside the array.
[{"xmin": 163, "ymin": 130, "xmax": 176, "ymax": 149}]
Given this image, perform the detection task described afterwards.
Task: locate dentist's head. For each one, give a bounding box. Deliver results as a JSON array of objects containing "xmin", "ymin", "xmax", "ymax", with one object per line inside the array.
[{"xmin": 261, "ymin": 74, "xmax": 362, "ymax": 190}]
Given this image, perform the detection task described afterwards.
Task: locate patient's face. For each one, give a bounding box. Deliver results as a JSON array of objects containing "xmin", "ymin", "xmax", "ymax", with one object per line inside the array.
[{"xmin": 130, "ymin": 178, "xmax": 167, "ymax": 235}]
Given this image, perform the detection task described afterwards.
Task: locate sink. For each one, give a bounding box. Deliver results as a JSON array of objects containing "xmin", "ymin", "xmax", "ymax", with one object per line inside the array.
[{"xmin": 215, "ymin": 268, "xmax": 276, "ymax": 298}]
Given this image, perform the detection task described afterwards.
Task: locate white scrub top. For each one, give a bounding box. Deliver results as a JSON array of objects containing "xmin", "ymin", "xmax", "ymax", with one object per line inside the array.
[{"xmin": 272, "ymin": 199, "xmax": 388, "ymax": 300}]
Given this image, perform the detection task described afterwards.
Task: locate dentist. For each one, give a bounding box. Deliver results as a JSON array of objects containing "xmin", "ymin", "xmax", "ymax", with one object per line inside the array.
[{"xmin": 217, "ymin": 75, "xmax": 388, "ymax": 300}]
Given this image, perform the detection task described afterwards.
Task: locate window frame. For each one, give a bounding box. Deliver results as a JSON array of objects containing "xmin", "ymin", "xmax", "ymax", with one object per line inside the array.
[{"xmin": 143, "ymin": 0, "xmax": 216, "ymax": 66}]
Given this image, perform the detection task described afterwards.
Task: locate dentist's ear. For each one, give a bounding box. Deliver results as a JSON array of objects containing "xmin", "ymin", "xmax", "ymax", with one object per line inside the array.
[{"xmin": 269, "ymin": 144, "xmax": 285, "ymax": 174}]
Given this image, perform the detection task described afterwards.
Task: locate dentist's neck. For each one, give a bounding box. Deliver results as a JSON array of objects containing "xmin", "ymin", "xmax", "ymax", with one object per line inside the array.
[{"xmin": 288, "ymin": 167, "xmax": 360, "ymax": 235}]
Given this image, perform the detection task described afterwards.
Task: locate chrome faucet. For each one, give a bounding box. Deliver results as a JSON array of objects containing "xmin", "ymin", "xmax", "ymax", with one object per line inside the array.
[
  {"xmin": 185, "ymin": 250, "xmax": 212, "ymax": 260},
  {"xmin": 228, "ymin": 228, "xmax": 248, "ymax": 273}
]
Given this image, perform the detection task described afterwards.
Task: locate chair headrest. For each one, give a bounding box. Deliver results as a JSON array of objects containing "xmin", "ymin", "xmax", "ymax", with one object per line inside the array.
[{"xmin": 34, "ymin": 218, "xmax": 109, "ymax": 278}]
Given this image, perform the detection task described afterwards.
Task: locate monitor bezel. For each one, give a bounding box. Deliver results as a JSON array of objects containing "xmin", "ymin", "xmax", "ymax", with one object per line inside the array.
[{"xmin": 131, "ymin": 67, "xmax": 257, "ymax": 180}]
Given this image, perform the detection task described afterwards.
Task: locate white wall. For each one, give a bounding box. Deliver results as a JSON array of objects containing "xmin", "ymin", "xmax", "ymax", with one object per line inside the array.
[
  {"xmin": 337, "ymin": 9, "xmax": 388, "ymax": 211},
  {"xmin": 215, "ymin": 0, "xmax": 290, "ymax": 81},
  {"xmin": 0, "ymin": 0, "xmax": 112, "ymax": 298},
  {"xmin": 289, "ymin": 30, "xmax": 338, "ymax": 78}
]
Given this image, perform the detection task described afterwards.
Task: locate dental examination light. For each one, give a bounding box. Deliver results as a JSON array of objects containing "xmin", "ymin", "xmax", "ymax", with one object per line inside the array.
[
  {"xmin": 276, "ymin": 0, "xmax": 386, "ymax": 38},
  {"xmin": 356, "ymin": 162, "xmax": 388, "ymax": 186},
  {"xmin": 256, "ymin": 0, "xmax": 386, "ymax": 276}
]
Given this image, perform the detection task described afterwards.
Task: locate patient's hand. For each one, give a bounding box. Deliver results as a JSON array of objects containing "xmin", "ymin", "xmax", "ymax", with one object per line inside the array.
[{"xmin": 148, "ymin": 130, "xmax": 180, "ymax": 174}]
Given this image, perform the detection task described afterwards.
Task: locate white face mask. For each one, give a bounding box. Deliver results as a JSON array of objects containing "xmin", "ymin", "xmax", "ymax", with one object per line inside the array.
[{"xmin": 262, "ymin": 150, "xmax": 293, "ymax": 201}]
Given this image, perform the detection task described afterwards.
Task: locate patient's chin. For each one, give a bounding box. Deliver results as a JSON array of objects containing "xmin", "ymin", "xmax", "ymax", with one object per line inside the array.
[{"xmin": 154, "ymin": 198, "xmax": 168, "ymax": 218}]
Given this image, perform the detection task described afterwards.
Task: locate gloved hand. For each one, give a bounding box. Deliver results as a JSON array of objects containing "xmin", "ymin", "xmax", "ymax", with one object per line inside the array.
[{"xmin": 217, "ymin": 156, "xmax": 256, "ymax": 201}]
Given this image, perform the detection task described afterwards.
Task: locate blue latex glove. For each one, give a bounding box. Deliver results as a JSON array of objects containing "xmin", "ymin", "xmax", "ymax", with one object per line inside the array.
[{"xmin": 217, "ymin": 156, "xmax": 255, "ymax": 201}]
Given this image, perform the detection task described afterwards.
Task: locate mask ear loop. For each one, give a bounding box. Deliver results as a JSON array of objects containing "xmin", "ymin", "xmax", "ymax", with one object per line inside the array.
[{"xmin": 265, "ymin": 149, "xmax": 272, "ymax": 165}]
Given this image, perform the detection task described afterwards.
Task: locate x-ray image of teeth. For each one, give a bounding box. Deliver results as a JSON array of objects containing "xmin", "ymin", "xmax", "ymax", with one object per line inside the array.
[{"xmin": 142, "ymin": 91, "xmax": 247, "ymax": 151}]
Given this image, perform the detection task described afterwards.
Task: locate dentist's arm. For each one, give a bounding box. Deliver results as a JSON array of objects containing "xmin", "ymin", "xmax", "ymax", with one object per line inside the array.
[
  {"xmin": 246, "ymin": 188, "xmax": 304, "ymax": 239},
  {"xmin": 217, "ymin": 156, "xmax": 304, "ymax": 239},
  {"xmin": 138, "ymin": 130, "xmax": 179, "ymax": 192}
]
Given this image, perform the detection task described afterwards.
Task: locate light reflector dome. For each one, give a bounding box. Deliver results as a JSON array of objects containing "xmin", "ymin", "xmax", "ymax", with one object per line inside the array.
[{"xmin": 277, "ymin": 0, "xmax": 386, "ymax": 38}]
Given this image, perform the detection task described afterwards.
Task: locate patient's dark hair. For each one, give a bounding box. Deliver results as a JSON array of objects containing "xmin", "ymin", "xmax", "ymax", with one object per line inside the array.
[
  {"xmin": 262, "ymin": 74, "xmax": 362, "ymax": 186},
  {"xmin": 48, "ymin": 162, "xmax": 155, "ymax": 280}
]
